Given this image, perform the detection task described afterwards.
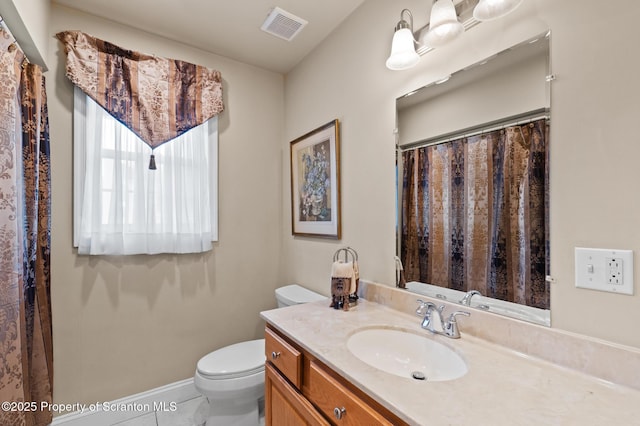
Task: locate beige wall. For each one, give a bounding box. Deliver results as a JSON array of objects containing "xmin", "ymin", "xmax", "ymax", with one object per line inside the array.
[
  {"xmin": 398, "ymin": 46, "xmax": 548, "ymax": 146},
  {"xmin": 284, "ymin": 0, "xmax": 640, "ymax": 349},
  {"xmin": 49, "ymin": 5, "xmax": 284, "ymax": 405}
]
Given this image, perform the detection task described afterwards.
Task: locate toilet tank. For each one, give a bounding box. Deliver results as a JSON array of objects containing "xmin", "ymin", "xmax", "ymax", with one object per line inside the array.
[{"xmin": 275, "ymin": 284, "xmax": 326, "ymax": 308}]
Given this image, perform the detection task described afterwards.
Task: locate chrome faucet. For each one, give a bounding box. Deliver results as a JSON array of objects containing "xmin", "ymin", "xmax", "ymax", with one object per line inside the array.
[
  {"xmin": 416, "ymin": 300, "xmax": 470, "ymax": 339},
  {"xmin": 459, "ymin": 290, "xmax": 481, "ymax": 306}
]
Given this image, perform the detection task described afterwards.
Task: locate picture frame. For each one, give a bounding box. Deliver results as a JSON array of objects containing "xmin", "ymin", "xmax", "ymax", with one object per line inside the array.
[{"xmin": 290, "ymin": 119, "xmax": 341, "ymax": 239}]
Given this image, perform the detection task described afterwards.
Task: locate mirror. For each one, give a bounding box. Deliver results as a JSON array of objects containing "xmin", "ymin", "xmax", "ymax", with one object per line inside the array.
[{"xmin": 396, "ymin": 33, "xmax": 551, "ymax": 326}]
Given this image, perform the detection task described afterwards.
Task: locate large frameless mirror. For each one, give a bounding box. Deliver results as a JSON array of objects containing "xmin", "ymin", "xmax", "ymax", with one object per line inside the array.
[{"xmin": 396, "ymin": 32, "xmax": 551, "ymax": 326}]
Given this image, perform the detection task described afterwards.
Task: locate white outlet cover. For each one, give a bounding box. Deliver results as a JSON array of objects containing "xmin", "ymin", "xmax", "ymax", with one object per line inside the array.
[{"xmin": 575, "ymin": 248, "xmax": 634, "ymax": 295}]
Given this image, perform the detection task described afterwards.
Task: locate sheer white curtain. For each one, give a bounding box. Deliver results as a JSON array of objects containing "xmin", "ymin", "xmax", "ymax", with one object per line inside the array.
[{"xmin": 73, "ymin": 87, "xmax": 218, "ymax": 255}]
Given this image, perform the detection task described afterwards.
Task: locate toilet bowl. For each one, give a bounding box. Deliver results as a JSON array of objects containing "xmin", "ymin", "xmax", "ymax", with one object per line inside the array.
[{"xmin": 194, "ymin": 284, "xmax": 325, "ymax": 426}]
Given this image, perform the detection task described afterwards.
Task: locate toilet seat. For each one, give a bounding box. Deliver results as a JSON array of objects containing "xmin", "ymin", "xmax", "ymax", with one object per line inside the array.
[{"xmin": 196, "ymin": 339, "xmax": 265, "ymax": 380}]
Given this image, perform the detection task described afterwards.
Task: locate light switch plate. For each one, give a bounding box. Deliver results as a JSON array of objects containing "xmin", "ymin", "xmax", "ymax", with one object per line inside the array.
[{"xmin": 575, "ymin": 248, "xmax": 634, "ymax": 295}]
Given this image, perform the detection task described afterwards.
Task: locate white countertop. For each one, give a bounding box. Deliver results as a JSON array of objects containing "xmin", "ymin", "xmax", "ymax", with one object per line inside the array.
[{"xmin": 261, "ymin": 299, "xmax": 640, "ymax": 426}]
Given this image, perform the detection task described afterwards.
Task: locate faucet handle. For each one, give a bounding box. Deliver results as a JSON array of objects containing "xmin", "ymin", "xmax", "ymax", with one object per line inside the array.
[
  {"xmin": 447, "ymin": 311, "xmax": 471, "ymax": 322},
  {"xmin": 416, "ymin": 300, "xmax": 445, "ymax": 316},
  {"xmin": 443, "ymin": 311, "xmax": 470, "ymax": 339},
  {"xmin": 415, "ymin": 299, "xmax": 432, "ymax": 316}
]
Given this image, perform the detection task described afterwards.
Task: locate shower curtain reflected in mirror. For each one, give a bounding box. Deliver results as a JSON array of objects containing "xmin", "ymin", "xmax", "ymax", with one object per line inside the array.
[
  {"xmin": 0, "ymin": 29, "xmax": 53, "ymax": 426},
  {"xmin": 401, "ymin": 119, "xmax": 549, "ymax": 309}
]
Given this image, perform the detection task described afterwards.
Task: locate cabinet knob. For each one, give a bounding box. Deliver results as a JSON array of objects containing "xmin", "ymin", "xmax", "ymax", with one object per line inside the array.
[
  {"xmin": 333, "ymin": 407, "xmax": 346, "ymax": 420},
  {"xmin": 271, "ymin": 351, "xmax": 281, "ymax": 359}
]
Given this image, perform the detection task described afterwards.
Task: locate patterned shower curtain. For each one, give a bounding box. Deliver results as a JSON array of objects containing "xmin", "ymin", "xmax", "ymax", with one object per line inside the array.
[
  {"xmin": 0, "ymin": 29, "xmax": 53, "ymax": 426},
  {"xmin": 401, "ymin": 119, "xmax": 549, "ymax": 309}
]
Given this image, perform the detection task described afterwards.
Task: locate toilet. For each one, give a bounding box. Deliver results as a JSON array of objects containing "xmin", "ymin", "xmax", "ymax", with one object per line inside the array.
[{"xmin": 194, "ymin": 284, "xmax": 326, "ymax": 426}]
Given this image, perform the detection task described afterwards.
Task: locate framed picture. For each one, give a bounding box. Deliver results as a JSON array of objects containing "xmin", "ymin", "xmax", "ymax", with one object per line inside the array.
[{"xmin": 290, "ymin": 119, "xmax": 341, "ymax": 238}]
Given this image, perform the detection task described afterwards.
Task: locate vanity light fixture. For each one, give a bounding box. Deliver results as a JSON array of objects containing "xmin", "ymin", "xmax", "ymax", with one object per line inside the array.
[
  {"xmin": 386, "ymin": 0, "xmax": 525, "ymax": 70},
  {"xmin": 473, "ymin": 0, "xmax": 524, "ymax": 21},
  {"xmin": 424, "ymin": 0, "xmax": 465, "ymax": 48},
  {"xmin": 386, "ymin": 9, "xmax": 420, "ymax": 71}
]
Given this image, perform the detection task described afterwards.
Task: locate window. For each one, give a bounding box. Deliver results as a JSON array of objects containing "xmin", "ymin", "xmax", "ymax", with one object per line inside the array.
[{"xmin": 73, "ymin": 87, "xmax": 218, "ymax": 255}]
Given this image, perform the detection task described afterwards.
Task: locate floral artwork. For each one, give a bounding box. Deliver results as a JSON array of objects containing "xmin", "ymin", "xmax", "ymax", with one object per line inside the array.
[
  {"xmin": 298, "ymin": 140, "xmax": 331, "ymax": 221},
  {"xmin": 290, "ymin": 120, "xmax": 341, "ymax": 238}
]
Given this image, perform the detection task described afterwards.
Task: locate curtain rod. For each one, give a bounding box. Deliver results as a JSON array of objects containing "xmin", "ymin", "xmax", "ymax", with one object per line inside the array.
[
  {"xmin": 0, "ymin": 16, "xmax": 30, "ymax": 64},
  {"xmin": 399, "ymin": 107, "xmax": 550, "ymax": 152}
]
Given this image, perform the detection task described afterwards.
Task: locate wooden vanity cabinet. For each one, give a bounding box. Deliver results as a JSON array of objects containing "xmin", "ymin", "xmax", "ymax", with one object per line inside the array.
[{"xmin": 264, "ymin": 325, "xmax": 407, "ymax": 426}]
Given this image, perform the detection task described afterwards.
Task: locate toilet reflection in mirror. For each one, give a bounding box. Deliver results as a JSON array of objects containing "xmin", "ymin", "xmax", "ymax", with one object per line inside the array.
[{"xmin": 395, "ymin": 33, "xmax": 551, "ymax": 326}]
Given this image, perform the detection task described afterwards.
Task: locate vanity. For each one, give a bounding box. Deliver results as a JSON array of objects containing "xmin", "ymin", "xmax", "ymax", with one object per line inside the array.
[
  {"xmin": 264, "ymin": 325, "xmax": 405, "ymax": 425},
  {"xmin": 261, "ymin": 281, "xmax": 640, "ymax": 425}
]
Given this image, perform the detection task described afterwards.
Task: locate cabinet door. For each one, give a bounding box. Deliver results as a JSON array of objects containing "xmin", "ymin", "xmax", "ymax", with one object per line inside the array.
[
  {"xmin": 307, "ymin": 361, "xmax": 395, "ymax": 426},
  {"xmin": 265, "ymin": 363, "xmax": 330, "ymax": 426}
]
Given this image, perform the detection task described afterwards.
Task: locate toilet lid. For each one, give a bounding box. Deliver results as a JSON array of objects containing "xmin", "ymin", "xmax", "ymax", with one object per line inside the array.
[
  {"xmin": 276, "ymin": 284, "xmax": 327, "ymax": 305},
  {"xmin": 197, "ymin": 339, "xmax": 265, "ymax": 379}
]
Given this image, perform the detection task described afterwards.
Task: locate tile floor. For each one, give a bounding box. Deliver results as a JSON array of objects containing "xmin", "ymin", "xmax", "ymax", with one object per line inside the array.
[
  {"xmin": 112, "ymin": 396, "xmax": 207, "ymax": 426},
  {"xmin": 111, "ymin": 396, "xmax": 265, "ymax": 426}
]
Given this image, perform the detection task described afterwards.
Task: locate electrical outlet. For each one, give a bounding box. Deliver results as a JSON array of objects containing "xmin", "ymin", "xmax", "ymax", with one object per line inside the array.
[
  {"xmin": 606, "ymin": 257, "xmax": 623, "ymax": 285},
  {"xmin": 575, "ymin": 248, "xmax": 633, "ymax": 295}
]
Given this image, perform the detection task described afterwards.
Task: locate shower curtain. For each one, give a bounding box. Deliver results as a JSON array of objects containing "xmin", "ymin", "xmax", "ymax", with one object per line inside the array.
[
  {"xmin": 401, "ymin": 119, "xmax": 549, "ymax": 309},
  {"xmin": 0, "ymin": 29, "xmax": 53, "ymax": 426}
]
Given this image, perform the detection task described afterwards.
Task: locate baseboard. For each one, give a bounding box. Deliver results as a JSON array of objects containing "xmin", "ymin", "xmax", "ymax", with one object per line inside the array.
[{"xmin": 50, "ymin": 378, "xmax": 200, "ymax": 426}]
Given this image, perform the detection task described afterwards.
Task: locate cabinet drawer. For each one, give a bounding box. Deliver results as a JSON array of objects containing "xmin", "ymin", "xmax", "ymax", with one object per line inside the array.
[
  {"xmin": 265, "ymin": 327, "xmax": 302, "ymax": 388},
  {"xmin": 307, "ymin": 361, "xmax": 394, "ymax": 426}
]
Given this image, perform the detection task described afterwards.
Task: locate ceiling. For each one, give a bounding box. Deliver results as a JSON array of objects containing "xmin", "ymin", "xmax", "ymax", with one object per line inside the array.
[{"xmin": 52, "ymin": 0, "xmax": 366, "ymax": 74}]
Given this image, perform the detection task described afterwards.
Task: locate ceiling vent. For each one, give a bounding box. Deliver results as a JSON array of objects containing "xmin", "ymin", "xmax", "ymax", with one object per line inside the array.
[{"xmin": 261, "ymin": 7, "xmax": 308, "ymax": 41}]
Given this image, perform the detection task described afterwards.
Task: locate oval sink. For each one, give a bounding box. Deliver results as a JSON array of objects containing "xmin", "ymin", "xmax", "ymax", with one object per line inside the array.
[{"xmin": 346, "ymin": 328, "xmax": 467, "ymax": 381}]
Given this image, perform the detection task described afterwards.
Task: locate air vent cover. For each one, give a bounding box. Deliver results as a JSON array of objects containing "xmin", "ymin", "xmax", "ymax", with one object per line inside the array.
[{"xmin": 261, "ymin": 7, "xmax": 308, "ymax": 41}]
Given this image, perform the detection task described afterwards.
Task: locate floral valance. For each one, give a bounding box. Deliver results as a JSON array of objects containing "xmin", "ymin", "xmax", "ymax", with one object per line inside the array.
[{"xmin": 56, "ymin": 30, "xmax": 224, "ymax": 148}]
